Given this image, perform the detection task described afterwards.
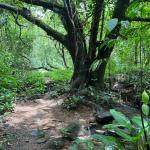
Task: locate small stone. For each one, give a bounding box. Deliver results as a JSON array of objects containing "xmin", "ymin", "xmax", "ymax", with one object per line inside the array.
[
  {"xmin": 60, "ymin": 122, "xmax": 81, "ymax": 140},
  {"xmin": 25, "ymin": 139, "xmax": 29, "ymax": 143},
  {"xmin": 43, "ymin": 137, "xmax": 65, "ymax": 150},
  {"xmin": 36, "ymin": 137, "xmax": 47, "ymax": 144},
  {"xmin": 31, "ymin": 129, "xmax": 45, "ymax": 138},
  {"xmin": 95, "ymin": 111, "xmax": 113, "ymax": 125}
]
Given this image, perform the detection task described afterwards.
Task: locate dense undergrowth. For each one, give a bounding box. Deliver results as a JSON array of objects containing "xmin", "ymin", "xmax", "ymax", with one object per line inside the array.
[
  {"xmin": 0, "ymin": 0, "xmax": 150, "ymax": 149},
  {"xmin": 0, "ymin": 50, "xmax": 150, "ymax": 150},
  {"xmin": 1, "ymin": 64, "xmax": 149, "ymax": 116},
  {"xmin": 0, "ymin": 51, "xmax": 150, "ymax": 149},
  {"xmin": 0, "ymin": 60, "xmax": 72, "ymax": 115}
]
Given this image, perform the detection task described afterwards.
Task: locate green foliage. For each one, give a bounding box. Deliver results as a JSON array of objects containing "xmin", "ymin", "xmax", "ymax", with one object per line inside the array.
[
  {"xmin": 0, "ymin": 1, "xmax": 150, "ymax": 149},
  {"xmin": 141, "ymin": 91, "xmax": 150, "ymax": 116},
  {"xmin": 69, "ymin": 132, "xmax": 123, "ymax": 150},
  {"xmin": 61, "ymin": 95, "xmax": 81, "ymax": 110},
  {"xmin": 60, "ymin": 122, "xmax": 80, "ymax": 139},
  {"xmin": 142, "ymin": 104, "xmax": 149, "ymax": 116},
  {"xmin": 69, "ymin": 138, "xmax": 95, "ymax": 150},
  {"xmin": 0, "ymin": 50, "xmax": 16, "ymax": 114},
  {"xmin": 0, "ymin": 89, "xmax": 15, "ymax": 114},
  {"xmin": 90, "ymin": 60, "xmax": 102, "ymax": 71},
  {"xmin": 70, "ymin": 113, "xmax": 149, "ymax": 149},
  {"xmin": 0, "ymin": 49, "xmax": 46, "ymax": 114},
  {"xmin": 69, "ymin": 92, "xmax": 150, "ymax": 149},
  {"xmin": 97, "ymin": 96, "xmax": 150, "ymax": 149},
  {"xmin": 49, "ymin": 69, "xmax": 72, "ymax": 81},
  {"xmin": 91, "ymin": 134, "xmax": 123, "ymax": 149},
  {"xmin": 18, "ymin": 71, "xmax": 46, "ymax": 97},
  {"xmin": 142, "ymin": 90, "xmax": 149, "ymax": 104},
  {"xmin": 47, "ymin": 80, "xmax": 70, "ymax": 98}
]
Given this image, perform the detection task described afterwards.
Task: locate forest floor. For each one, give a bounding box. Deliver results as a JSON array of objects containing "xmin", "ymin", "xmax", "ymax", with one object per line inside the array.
[
  {"xmin": 0, "ymin": 93, "xmax": 94, "ymax": 150},
  {"xmin": 1, "ymin": 71, "xmax": 149, "ymax": 150}
]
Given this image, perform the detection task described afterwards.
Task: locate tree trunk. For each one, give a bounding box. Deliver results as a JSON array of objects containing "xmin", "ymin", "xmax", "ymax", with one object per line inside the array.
[
  {"xmin": 69, "ymin": 46, "xmax": 108, "ymax": 89},
  {"xmin": 89, "ymin": 60, "xmax": 107, "ymax": 88},
  {"xmin": 68, "ymin": 35, "xmax": 109, "ymax": 89},
  {"xmin": 69, "ymin": 39, "xmax": 90, "ymax": 89},
  {"xmin": 70, "ymin": 58, "xmax": 107, "ymax": 89},
  {"xmin": 70, "ymin": 62, "xmax": 89, "ymax": 89}
]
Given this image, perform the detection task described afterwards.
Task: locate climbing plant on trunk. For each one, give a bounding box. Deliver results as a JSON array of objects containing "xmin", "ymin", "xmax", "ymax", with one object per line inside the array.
[{"xmin": 0, "ymin": 0, "xmax": 150, "ymax": 89}]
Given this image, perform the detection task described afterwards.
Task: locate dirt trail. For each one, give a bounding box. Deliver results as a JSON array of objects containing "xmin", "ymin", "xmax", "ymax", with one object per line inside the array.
[{"xmin": 0, "ymin": 94, "xmax": 93, "ymax": 150}]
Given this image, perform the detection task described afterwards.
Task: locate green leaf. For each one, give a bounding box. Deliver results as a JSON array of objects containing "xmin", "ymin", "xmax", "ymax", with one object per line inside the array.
[
  {"xmin": 127, "ymin": 1, "xmax": 139, "ymax": 18},
  {"xmin": 89, "ymin": 60, "xmax": 102, "ymax": 71},
  {"xmin": 133, "ymin": 129, "xmax": 144, "ymax": 141},
  {"xmin": 142, "ymin": 90, "xmax": 149, "ymax": 104},
  {"xmin": 107, "ymin": 18, "xmax": 118, "ymax": 32},
  {"xmin": 91, "ymin": 134, "xmax": 119, "ymax": 146},
  {"xmin": 131, "ymin": 116, "xmax": 148, "ymax": 128},
  {"xmin": 107, "ymin": 39, "xmax": 116, "ymax": 48},
  {"xmin": 103, "ymin": 123, "xmax": 128, "ymax": 130},
  {"xmin": 110, "ymin": 109, "xmax": 131, "ymax": 129},
  {"xmin": 113, "ymin": 127, "xmax": 134, "ymax": 142},
  {"xmin": 121, "ymin": 20, "xmax": 130, "ymax": 28},
  {"xmin": 86, "ymin": 141, "xmax": 94, "ymax": 150},
  {"xmin": 142, "ymin": 104, "xmax": 149, "ymax": 116}
]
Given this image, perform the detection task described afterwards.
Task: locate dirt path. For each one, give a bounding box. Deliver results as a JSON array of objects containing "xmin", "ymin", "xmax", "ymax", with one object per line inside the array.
[{"xmin": 0, "ymin": 94, "xmax": 93, "ymax": 150}]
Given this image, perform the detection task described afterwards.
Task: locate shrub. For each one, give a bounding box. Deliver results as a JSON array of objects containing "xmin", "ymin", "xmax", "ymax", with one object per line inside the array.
[{"xmin": 49, "ymin": 69, "xmax": 72, "ymax": 81}]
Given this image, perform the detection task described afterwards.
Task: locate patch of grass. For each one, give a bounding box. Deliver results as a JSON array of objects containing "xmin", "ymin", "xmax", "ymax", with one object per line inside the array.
[
  {"xmin": 49, "ymin": 69, "xmax": 72, "ymax": 81},
  {"xmin": 17, "ymin": 71, "xmax": 46, "ymax": 97},
  {"xmin": 17, "ymin": 69, "xmax": 72, "ymax": 99}
]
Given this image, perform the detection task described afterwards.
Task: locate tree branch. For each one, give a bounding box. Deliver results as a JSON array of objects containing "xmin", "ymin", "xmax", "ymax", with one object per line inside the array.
[
  {"xmin": 97, "ymin": 0, "xmax": 130, "ymax": 60},
  {"xmin": 19, "ymin": 0, "xmax": 64, "ymax": 14},
  {"xmin": 130, "ymin": 0, "xmax": 150, "ymax": 5},
  {"xmin": 62, "ymin": 0, "xmax": 87, "ymax": 61},
  {"xmin": 0, "ymin": 3, "xmax": 67, "ymax": 46},
  {"xmin": 88, "ymin": 0, "xmax": 104, "ymax": 60},
  {"xmin": 125, "ymin": 17, "xmax": 150, "ymax": 22}
]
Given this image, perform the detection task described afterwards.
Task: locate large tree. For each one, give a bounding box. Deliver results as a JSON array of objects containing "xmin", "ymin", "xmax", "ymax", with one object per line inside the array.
[{"xmin": 0, "ymin": 0, "xmax": 150, "ymax": 89}]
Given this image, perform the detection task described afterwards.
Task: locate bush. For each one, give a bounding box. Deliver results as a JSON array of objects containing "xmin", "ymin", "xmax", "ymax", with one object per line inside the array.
[
  {"xmin": 49, "ymin": 69, "xmax": 72, "ymax": 81},
  {"xmin": 17, "ymin": 71, "xmax": 46, "ymax": 97},
  {"xmin": 0, "ymin": 50, "xmax": 17, "ymax": 114},
  {"xmin": 0, "ymin": 89, "xmax": 15, "ymax": 114}
]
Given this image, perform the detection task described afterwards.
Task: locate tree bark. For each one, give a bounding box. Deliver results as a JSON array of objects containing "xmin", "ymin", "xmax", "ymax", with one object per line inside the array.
[
  {"xmin": 67, "ymin": 34, "xmax": 90, "ymax": 89},
  {"xmin": 70, "ymin": 63, "xmax": 89, "ymax": 89},
  {"xmin": 90, "ymin": 61, "xmax": 107, "ymax": 88}
]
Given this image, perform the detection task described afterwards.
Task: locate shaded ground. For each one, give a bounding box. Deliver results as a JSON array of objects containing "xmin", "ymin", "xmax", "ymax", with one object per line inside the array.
[
  {"xmin": 0, "ymin": 94, "xmax": 94, "ymax": 150},
  {"xmin": 1, "ymin": 71, "xmax": 148, "ymax": 150}
]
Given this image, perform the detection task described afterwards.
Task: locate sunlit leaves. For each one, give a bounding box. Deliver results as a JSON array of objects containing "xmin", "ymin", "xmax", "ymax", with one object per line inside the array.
[
  {"xmin": 110, "ymin": 109, "xmax": 131, "ymax": 128},
  {"xmin": 121, "ymin": 20, "xmax": 130, "ymax": 28},
  {"xmin": 142, "ymin": 104, "xmax": 149, "ymax": 116},
  {"xmin": 142, "ymin": 90, "xmax": 149, "ymax": 104},
  {"xmin": 89, "ymin": 59, "xmax": 102, "ymax": 71}
]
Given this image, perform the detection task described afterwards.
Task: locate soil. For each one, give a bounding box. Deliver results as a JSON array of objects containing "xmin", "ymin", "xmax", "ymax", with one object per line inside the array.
[{"xmin": 0, "ymin": 93, "xmax": 94, "ymax": 150}]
